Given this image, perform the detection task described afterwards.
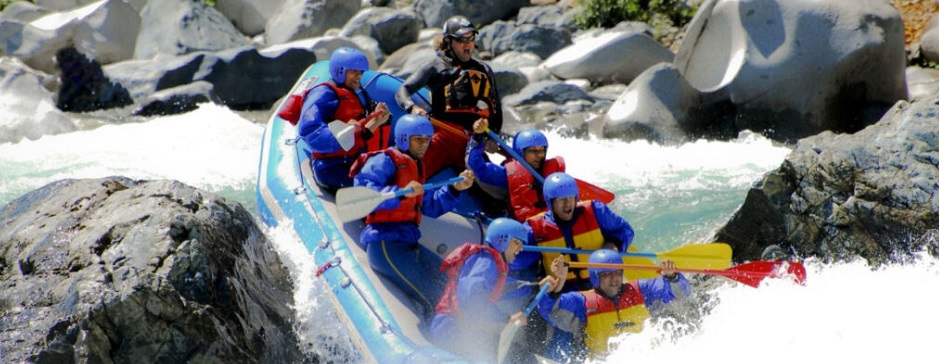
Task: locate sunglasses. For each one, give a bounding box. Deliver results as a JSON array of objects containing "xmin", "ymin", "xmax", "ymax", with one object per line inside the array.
[{"xmin": 452, "ymin": 35, "xmax": 476, "ymax": 44}]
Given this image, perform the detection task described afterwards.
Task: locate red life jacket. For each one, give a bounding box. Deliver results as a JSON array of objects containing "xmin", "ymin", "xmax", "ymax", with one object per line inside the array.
[
  {"xmin": 277, "ymin": 77, "xmax": 317, "ymax": 125},
  {"xmin": 581, "ymin": 283, "xmax": 650, "ymax": 356},
  {"xmin": 528, "ymin": 201, "xmax": 604, "ymax": 282},
  {"xmin": 349, "ymin": 148, "xmax": 423, "ymax": 225},
  {"xmin": 505, "ymin": 156, "xmax": 565, "ymax": 221},
  {"xmin": 435, "ymin": 243, "xmax": 508, "ymax": 317},
  {"xmin": 312, "ymin": 83, "xmax": 368, "ymax": 160}
]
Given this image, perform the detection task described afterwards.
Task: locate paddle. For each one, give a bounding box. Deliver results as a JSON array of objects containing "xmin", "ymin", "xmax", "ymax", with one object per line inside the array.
[
  {"xmin": 335, "ymin": 176, "xmax": 464, "ymax": 222},
  {"xmin": 327, "ymin": 110, "xmax": 385, "ymax": 151},
  {"xmin": 566, "ymin": 260, "xmax": 808, "ymax": 288},
  {"xmin": 523, "ymin": 243, "xmax": 733, "ymax": 270},
  {"xmin": 483, "ymin": 128, "xmax": 616, "ymax": 204},
  {"xmin": 497, "ymin": 283, "xmax": 550, "ymax": 364}
]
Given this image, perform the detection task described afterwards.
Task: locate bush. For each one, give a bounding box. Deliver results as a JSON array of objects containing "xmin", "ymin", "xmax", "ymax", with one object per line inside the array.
[{"xmin": 575, "ymin": 0, "xmax": 698, "ymax": 30}]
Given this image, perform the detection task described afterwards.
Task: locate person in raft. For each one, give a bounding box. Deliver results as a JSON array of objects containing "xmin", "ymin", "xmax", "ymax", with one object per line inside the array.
[
  {"xmin": 349, "ymin": 114, "xmax": 475, "ymax": 317},
  {"xmin": 428, "ymin": 217, "xmax": 552, "ymax": 362},
  {"xmin": 298, "ymin": 47, "xmax": 390, "ymax": 192},
  {"xmin": 467, "ymin": 118, "xmax": 566, "ymax": 222},
  {"xmin": 539, "ymin": 249, "xmax": 690, "ymax": 362}
]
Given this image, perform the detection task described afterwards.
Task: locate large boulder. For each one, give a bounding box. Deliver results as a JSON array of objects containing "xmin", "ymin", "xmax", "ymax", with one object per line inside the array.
[
  {"xmin": 713, "ymin": 96, "xmax": 939, "ymax": 264},
  {"xmin": 542, "ymin": 29, "xmax": 673, "ymax": 85},
  {"xmin": 674, "ymin": 0, "xmax": 907, "ymax": 142},
  {"xmin": 0, "ymin": 177, "xmax": 303, "ymax": 363},
  {"xmin": 265, "ymin": 0, "xmax": 361, "ymax": 45},
  {"xmin": 477, "ymin": 21, "xmax": 571, "ymax": 59},
  {"xmin": 215, "ymin": 0, "xmax": 287, "ymax": 37},
  {"xmin": 55, "ymin": 47, "xmax": 133, "ymax": 112},
  {"xmin": 135, "ymin": 0, "xmax": 249, "ymax": 60},
  {"xmin": 601, "ymin": 63, "xmax": 702, "ymax": 143},
  {"xmin": 0, "ymin": 57, "xmax": 75, "ymax": 144},
  {"xmin": 339, "ymin": 7, "xmax": 422, "ymax": 56},
  {"xmin": 413, "ymin": 0, "xmax": 530, "ymax": 28},
  {"xmin": 1, "ymin": 0, "xmax": 140, "ymax": 74}
]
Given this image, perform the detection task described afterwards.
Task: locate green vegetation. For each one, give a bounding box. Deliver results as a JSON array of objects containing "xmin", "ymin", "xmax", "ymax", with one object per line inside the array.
[{"xmin": 575, "ymin": 0, "xmax": 698, "ymax": 30}]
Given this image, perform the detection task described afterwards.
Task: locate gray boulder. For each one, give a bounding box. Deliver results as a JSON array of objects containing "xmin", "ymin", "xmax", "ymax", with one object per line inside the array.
[
  {"xmin": 906, "ymin": 66, "xmax": 939, "ymax": 102},
  {"xmin": 265, "ymin": 0, "xmax": 361, "ymax": 45},
  {"xmin": 919, "ymin": 14, "xmax": 939, "ymax": 64},
  {"xmin": 135, "ymin": 0, "xmax": 249, "ymax": 60},
  {"xmin": 542, "ymin": 29, "xmax": 673, "ymax": 85},
  {"xmin": 0, "ymin": 1, "xmax": 49, "ymax": 23},
  {"xmin": 0, "ymin": 177, "xmax": 303, "ymax": 363},
  {"xmin": 0, "ymin": 57, "xmax": 74, "ymax": 144},
  {"xmin": 713, "ymin": 96, "xmax": 939, "ymax": 264},
  {"xmin": 413, "ymin": 0, "xmax": 529, "ymax": 28},
  {"xmin": 601, "ymin": 63, "xmax": 702, "ymax": 143},
  {"xmin": 379, "ymin": 41, "xmax": 437, "ymax": 79},
  {"xmin": 503, "ymin": 80, "xmax": 593, "ymax": 107},
  {"xmin": 2, "ymin": 0, "xmax": 140, "ymax": 74},
  {"xmin": 340, "ymin": 7, "xmax": 422, "ymax": 56},
  {"xmin": 675, "ymin": 0, "xmax": 907, "ymax": 143},
  {"xmin": 478, "ymin": 21, "xmax": 571, "ymax": 59},
  {"xmin": 55, "ymin": 47, "xmax": 133, "ymax": 112},
  {"xmin": 215, "ymin": 0, "xmax": 286, "ymax": 37},
  {"xmin": 132, "ymin": 80, "xmax": 221, "ymax": 116}
]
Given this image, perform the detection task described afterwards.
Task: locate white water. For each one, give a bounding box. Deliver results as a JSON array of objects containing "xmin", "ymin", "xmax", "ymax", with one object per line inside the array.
[{"xmin": 2, "ymin": 104, "xmax": 938, "ymax": 362}]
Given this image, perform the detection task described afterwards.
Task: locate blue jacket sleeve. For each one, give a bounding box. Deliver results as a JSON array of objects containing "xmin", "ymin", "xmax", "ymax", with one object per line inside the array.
[
  {"xmin": 466, "ymin": 138, "xmax": 508, "ymax": 189},
  {"xmin": 593, "ymin": 200, "xmax": 635, "ymax": 251},
  {"xmin": 538, "ymin": 291, "xmax": 587, "ymax": 335},
  {"xmin": 352, "ymin": 153, "xmax": 402, "ymax": 211},
  {"xmin": 638, "ymin": 274, "xmax": 691, "ymax": 306},
  {"xmin": 297, "ymin": 86, "xmax": 345, "ymax": 154},
  {"xmin": 457, "ymin": 253, "xmax": 510, "ymax": 330},
  {"xmin": 420, "ymin": 184, "xmax": 460, "ymax": 218}
]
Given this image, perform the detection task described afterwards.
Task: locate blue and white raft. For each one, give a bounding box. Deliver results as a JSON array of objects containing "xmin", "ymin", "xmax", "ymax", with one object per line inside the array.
[{"xmin": 256, "ymin": 61, "xmax": 495, "ymax": 363}]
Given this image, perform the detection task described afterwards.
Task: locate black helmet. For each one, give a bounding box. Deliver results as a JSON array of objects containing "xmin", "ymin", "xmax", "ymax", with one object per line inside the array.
[{"xmin": 443, "ymin": 15, "xmax": 477, "ymax": 39}]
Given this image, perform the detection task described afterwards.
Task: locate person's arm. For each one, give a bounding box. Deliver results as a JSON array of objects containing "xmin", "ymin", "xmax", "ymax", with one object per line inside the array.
[
  {"xmin": 466, "ymin": 136, "xmax": 508, "ymax": 188},
  {"xmin": 352, "ymin": 153, "xmax": 402, "ymax": 211},
  {"xmin": 297, "ymin": 87, "xmax": 344, "ymax": 154},
  {"xmin": 637, "ymin": 261, "xmax": 691, "ymax": 306},
  {"xmin": 420, "ymin": 169, "xmax": 474, "ymax": 218},
  {"xmin": 396, "ymin": 60, "xmax": 436, "ymax": 114},
  {"xmin": 538, "ymin": 290, "xmax": 586, "ymax": 335},
  {"xmin": 594, "ymin": 200, "xmax": 635, "ymax": 251}
]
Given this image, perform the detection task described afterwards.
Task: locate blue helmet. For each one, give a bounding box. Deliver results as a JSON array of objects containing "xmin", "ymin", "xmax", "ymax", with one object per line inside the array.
[
  {"xmin": 485, "ymin": 218, "xmax": 528, "ymax": 253},
  {"xmin": 394, "ymin": 114, "xmax": 434, "ymax": 152},
  {"xmin": 543, "ymin": 172, "xmax": 579, "ymax": 201},
  {"xmin": 588, "ymin": 249, "xmax": 623, "ymax": 287},
  {"xmin": 512, "ymin": 129, "xmax": 548, "ymax": 156},
  {"xmin": 329, "ymin": 47, "xmax": 368, "ymax": 84}
]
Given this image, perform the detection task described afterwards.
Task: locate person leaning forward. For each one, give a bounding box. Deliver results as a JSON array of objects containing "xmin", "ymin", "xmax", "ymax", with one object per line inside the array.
[
  {"xmin": 298, "ymin": 47, "xmax": 390, "ymax": 192},
  {"xmin": 395, "ymin": 15, "xmax": 503, "ymax": 178},
  {"xmin": 349, "ymin": 114, "xmax": 475, "ymax": 317},
  {"xmin": 429, "ymin": 218, "xmax": 553, "ymax": 362}
]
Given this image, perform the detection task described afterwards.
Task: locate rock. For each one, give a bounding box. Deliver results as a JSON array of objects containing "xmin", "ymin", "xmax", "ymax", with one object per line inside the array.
[
  {"xmin": 0, "ymin": 1, "xmax": 49, "ymax": 23},
  {"xmin": 379, "ymin": 41, "xmax": 437, "ymax": 78},
  {"xmin": 503, "ymin": 80, "xmax": 593, "ymax": 107},
  {"xmin": 675, "ymin": 0, "xmax": 907, "ymax": 143},
  {"xmin": 215, "ymin": 0, "xmax": 287, "ymax": 37},
  {"xmin": 906, "ymin": 66, "xmax": 939, "ymax": 102},
  {"xmin": 413, "ymin": 0, "xmax": 530, "ymax": 28},
  {"xmin": 478, "ymin": 21, "xmax": 572, "ymax": 59},
  {"xmin": 601, "ymin": 63, "xmax": 702, "ymax": 143},
  {"xmin": 713, "ymin": 96, "xmax": 939, "ymax": 264},
  {"xmin": 0, "ymin": 57, "xmax": 75, "ymax": 144},
  {"xmin": 135, "ymin": 0, "xmax": 249, "ymax": 60},
  {"xmin": 543, "ymin": 29, "xmax": 673, "ymax": 85},
  {"xmin": 265, "ymin": 0, "xmax": 361, "ymax": 45},
  {"xmin": 0, "ymin": 177, "xmax": 303, "ymax": 363},
  {"xmin": 339, "ymin": 7, "xmax": 422, "ymax": 56},
  {"xmin": 3, "ymin": 0, "xmax": 140, "ymax": 74},
  {"xmin": 55, "ymin": 47, "xmax": 133, "ymax": 112},
  {"xmin": 132, "ymin": 81, "xmax": 221, "ymax": 117}
]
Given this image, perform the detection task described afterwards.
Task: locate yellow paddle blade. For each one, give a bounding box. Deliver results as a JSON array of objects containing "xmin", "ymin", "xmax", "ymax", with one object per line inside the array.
[{"xmin": 657, "ymin": 243, "xmax": 733, "ymax": 270}]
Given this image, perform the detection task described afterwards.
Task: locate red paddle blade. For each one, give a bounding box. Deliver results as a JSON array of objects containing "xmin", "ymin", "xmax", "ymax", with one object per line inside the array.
[
  {"xmin": 720, "ymin": 261, "xmax": 807, "ymax": 288},
  {"xmin": 575, "ymin": 178, "xmax": 615, "ymax": 204}
]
